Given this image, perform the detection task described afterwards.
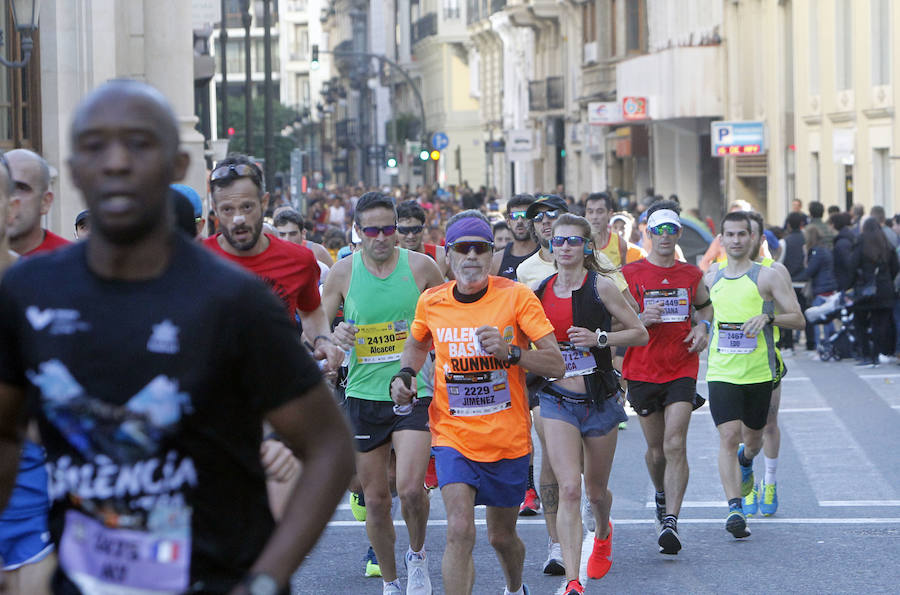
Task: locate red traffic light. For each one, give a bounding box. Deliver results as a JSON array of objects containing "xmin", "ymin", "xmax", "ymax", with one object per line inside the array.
[{"xmin": 227, "ymin": 127, "xmax": 236, "ymax": 137}]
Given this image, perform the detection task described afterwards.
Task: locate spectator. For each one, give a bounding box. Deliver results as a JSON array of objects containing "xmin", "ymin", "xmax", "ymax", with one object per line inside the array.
[
  {"xmin": 870, "ymin": 205, "xmax": 899, "ymax": 248},
  {"xmin": 807, "ymin": 201, "xmax": 834, "ymax": 248},
  {"xmin": 783, "ymin": 198, "xmax": 809, "ymax": 229},
  {"xmin": 851, "ymin": 203, "xmax": 866, "ymax": 234},
  {"xmin": 492, "ymin": 221, "xmax": 513, "ymax": 252},
  {"xmin": 328, "ymin": 195, "xmax": 347, "ymax": 230},
  {"xmin": 795, "ymin": 225, "xmax": 838, "ymax": 352},
  {"xmin": 830, "ymin": 212, "xmax": 855, "ymax": 291},
  {"xmin": 780, "ymin": 212, "xmax": 808, "ymax": 353},
  {"xmin": 851, "ymin": 218, "xmax": 900, "ymax": 365}
]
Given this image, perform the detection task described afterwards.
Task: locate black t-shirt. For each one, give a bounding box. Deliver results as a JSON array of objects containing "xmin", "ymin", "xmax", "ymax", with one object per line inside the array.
[
  {"xmin": 497, "ymin": 243, "xmax": 538, "ymax": 281},
  {"xmin": 0, "ymin": 234, "xmax": 322, "ymax": 593}
]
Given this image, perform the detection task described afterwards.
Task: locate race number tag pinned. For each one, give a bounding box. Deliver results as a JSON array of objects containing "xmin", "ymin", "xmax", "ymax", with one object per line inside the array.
[{"xmin": 716, "ymin": 322, "xmax": 757, "ymax": 354}]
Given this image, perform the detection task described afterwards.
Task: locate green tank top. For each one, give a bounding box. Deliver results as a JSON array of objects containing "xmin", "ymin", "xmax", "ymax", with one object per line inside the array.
[
  {"xmin": 344, "ymin": 249, "xmax": 427, "ymax": 401},
  {"xmin": 707, "ymin": 262, "xmax": 777, "ymax": 384}
]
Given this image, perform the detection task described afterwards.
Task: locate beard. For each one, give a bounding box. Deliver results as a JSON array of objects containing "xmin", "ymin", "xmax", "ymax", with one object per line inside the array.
[{"xmin": 221, "ymin": 220, "xmax": 263, "ymax": 251}]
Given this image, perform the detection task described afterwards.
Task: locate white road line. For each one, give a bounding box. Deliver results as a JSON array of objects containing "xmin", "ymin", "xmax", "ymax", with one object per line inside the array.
[
  {"xmin": 819, "ymin": 500, "xmax": 900, "ymax": 507},
  {"xmin": 857, "ymin": 373, "xmax": 900, "ymax": 379},
  {"xmin": 326, "ymin": 517, "xmax": 900, "ymax": 527}
]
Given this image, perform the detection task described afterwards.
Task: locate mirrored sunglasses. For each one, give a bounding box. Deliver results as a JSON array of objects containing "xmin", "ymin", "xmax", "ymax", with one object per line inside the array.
[
  {"xmin": 448, "ymin": 240, "xmax": 494, "ymax": 255},
  {"xmin": 550, "ymin": 235, "xmax": 588, "ymax": 248}
]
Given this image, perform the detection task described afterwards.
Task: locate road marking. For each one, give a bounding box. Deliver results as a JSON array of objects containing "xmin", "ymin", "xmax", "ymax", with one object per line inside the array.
[
  {"xmin": 819, "ymin": 500, "xmax": 900, "ymax": 507},
  {"xmin": 857, "ymin": 373, "xmax": 900, "ymax": 379},
  {"xmin": 326, "ymin": 517, "xmax": 900, "ymax": 527}
]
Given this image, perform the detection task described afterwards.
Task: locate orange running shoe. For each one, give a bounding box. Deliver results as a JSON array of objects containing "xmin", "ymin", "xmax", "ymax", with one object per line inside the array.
[
  {"xmin": 424, "ymin": 455, "xmax": 438, "ymax": 490},
  {"xmin": 587, "ymin": 521, "xmax": 613, "ymax": 579},
  {"xmin": 518, "ymin": 488, "xmax": 541, "ymax": 516},
  {"xmin": 564, "ymin": 579, "xmax": 585, "ymax": 594}
]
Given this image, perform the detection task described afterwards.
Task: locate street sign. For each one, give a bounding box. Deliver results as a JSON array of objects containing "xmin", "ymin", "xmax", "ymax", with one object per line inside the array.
[
  {"xmin": 587, "ymin": 102, "xmax": 622, "ymax": 124},
  {"xmin": 431, "ymin": 132, "xmax": 449, "ymax": 151},
  {"xmin": 507, "ymin": 130, "xmax": 534, "ymax": 161},
  {"xmin": 622, "ymin": 97, "xmax": 648, "ymax": 121},
  {"xmin": 711, "ymin": 121, "xmax": 766, "ymax": 156}
]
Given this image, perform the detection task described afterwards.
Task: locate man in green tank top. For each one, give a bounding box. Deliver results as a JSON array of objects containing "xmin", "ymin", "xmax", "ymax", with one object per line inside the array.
[
  {"xmin": 322, "ymin": 192, "xmax": 444, "ymax": 595},
  {"xmin": 703, "ymin": 211, "xmax": 804, "ymax": 540}
]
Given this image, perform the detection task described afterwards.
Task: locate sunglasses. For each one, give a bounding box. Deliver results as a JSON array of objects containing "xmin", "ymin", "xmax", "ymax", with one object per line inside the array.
[
  {"xmin": 649, "ymin": 223, "xmax": 680, "ymax": 236},
  {"xmin": 550, "ymin": 235, "xmax": 588, "ymax": 248},
  {"xmin": 210, "ymin": 163, "xmax": 262, "ymax": 184},
  {"xmin": 397, "ymin": 225, "xmax": 424, "ymax": 235},
  {"xmin": 509, "ymin": 212, "xmax": 528, "ymax": 220},
  {"xmin": 532, "ymin": 210, "xmax": 560, "ymax": 222},
  {"xmin": 448, "ymin": 240, "xmax": 494, "ymax": 255},
  {"xmin": 359, "ymin": 225, "xmax": 397, "ymax": 238}
]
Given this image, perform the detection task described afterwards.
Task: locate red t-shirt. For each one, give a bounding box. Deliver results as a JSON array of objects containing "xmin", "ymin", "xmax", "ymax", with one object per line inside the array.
[
  {"xmin": 622, "ymin": 259, "xmax": 703, "ymax": 383},
  {"xmin": 204, "ymin": 234, "xmax": 321, "ymax": 314},
  {"xmin": 25, "ymin": 230, "xmax": 71, "ymax": 255},
  {"xmin": 540, "ymin": 275, "xmax": 578, "ymax": 343}
]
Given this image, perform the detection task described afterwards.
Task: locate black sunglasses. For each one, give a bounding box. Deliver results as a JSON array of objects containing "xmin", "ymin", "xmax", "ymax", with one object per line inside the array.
[
  {"xmin": 448, "ymin": 240, "xmax": 494, "ymax": 255},
  {"xmin": 360, "ymin": 225, "xmax": 397, "ymax": 238},
  {"xmin": 397, "ymin": 225, "xmax": 424, "ymax": 235},
  {"xmin": 210, "ymin": 163, "xmax": 262, "ymax": 185},
  {"xmin": 551, "ymin": 235, "xmax": 588, "ymax": 248}
]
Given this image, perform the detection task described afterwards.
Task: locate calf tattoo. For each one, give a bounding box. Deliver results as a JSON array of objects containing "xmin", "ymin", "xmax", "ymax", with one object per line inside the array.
[{"xmin": 540, "ymin": 483, "xmax": 559, "ymax": 513}]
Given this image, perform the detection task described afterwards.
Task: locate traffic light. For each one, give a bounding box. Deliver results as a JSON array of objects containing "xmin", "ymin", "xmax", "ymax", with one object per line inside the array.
[
  {"xmin": 311, "ymin": 44, "xmax": 319, "ymax": 70},
  {"xmin": 559, "ymin": 148, "xmax": 566, "ymax": 158},
  {"xmin": 419, "ymin": 148, "xmax": 430, "ymax": 161},
  {"xmin": 227, "ymin": 127, "xmax": 235, "ymax": 137},
  {"xmin": 386, "ymin": 156, "xmax": 398, "ymax": 168},
  {"xmin": 430, "ymin": 150, "xmax": 440, "ymax": 161}
]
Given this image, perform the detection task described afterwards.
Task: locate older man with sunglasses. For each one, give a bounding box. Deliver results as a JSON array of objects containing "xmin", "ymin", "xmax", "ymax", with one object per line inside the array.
[
  {"xmin": 392, "ymin": 210, "xmax": 564, "ymax": 595},
  {"xmin": 322, "ymin": 192, "xmax": 444, "ymax": 595}
]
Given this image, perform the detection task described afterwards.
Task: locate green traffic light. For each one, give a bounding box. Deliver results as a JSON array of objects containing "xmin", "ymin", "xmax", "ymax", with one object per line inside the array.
[
  {"xmin": 386, "ymin": 157, "xmax": 397, "ymax": 168},
  {"xmin": 419, "ymin": 150, "xmax": 430, "ymax": 161},
  {"xmin": 560, "ymin": 148, "xmax": 566, "ymax": 157}
]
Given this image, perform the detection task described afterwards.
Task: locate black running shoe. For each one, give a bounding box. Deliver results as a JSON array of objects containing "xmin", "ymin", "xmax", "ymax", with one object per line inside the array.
[
  {"xmin": 654, "ymin": 493, "xmax": 666, "ymax": 525},
  {"xmin": 658, "ymin": 517, "xmax": 682, "ymax": 555},
  {"xmin": 725, "ymin": 510, "xmax": 751, "ymax": 539}
]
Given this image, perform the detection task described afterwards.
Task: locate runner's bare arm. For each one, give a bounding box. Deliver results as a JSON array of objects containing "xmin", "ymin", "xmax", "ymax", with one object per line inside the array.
[
  {"xmin": 490, "ymin": 250, "xmax": 503, "ymax": 276},
  {"xmin": 249, "ymin": 382, "xmax": 353, "ymax": 589},
  {"xmin": 763, "ymin": 267, "xmax": 805, "ymax": 330},
  {"xmin": 517, "ymin": 332, "xmax": 565, "ymax": 378},
  {"xmin": 409, "ymin": 250, "xmax": 445, "ymax": 291},
  {"xmin": 391, "ymin": 334, "xmax": 432, "ymax": 404},
  {"xmin": 0, "ymin": 382, "xmax": 25, "ymax": 513},
  {"xmin": 686, "ymin": 277, "xmax": 713, "ymax": 353}
]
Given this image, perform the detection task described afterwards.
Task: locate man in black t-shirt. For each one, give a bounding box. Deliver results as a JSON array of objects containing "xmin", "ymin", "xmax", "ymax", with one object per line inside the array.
[{"xmin": 0, "ymin": 80, "xmax": 353, "ymax": 595}]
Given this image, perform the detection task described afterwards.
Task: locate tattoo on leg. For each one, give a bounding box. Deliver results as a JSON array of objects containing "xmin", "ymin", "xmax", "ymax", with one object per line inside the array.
[{"xmin": 540, "ymin": 483, "xmax": 559, "ymax": 514}]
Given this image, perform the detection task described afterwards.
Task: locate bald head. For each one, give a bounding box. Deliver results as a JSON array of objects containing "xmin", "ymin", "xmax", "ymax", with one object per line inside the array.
[
  {"xmin": 5, "ymin": 149, "xmax": 50, "ymax": 195},
  {"xmin": 70, "ymin": 79, "xmax": 180, "ymax": 153}
]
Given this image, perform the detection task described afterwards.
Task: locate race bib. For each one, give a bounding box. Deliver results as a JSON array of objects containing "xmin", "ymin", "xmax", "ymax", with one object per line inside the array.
[
  {"xmin": 446, "ymin": 369, "xmax": 512, "ymax": 416},
  {"xmin": 716, "ymin": 322, "xmax": 757, "ymax": 354},
  {"xmin": 60, "ymin": 506, "xmax": 190, "ymax": 594},
  {"xmin": 643, "ymin": 288, "xmax": 690, "ymax": 322},
  {"xmin": 559, "ymin": 344, "xmax": 597, "ymax": 378},
  {"xmin": 355, "ymin": 320, "xmax": 409, "ymax": 363}
]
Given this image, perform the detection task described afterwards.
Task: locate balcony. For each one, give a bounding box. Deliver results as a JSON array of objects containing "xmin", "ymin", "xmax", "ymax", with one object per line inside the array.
[
  {"xmin": 528, "ymin": 77, "xmax": 564, "ymax": 112},
  {"xmin": 467, "ymin": 0, "xmax": 507, "ymax": 25},
  {"xmin": 412, "ymin": 13, "xmax": 438, "ymax": 45}
]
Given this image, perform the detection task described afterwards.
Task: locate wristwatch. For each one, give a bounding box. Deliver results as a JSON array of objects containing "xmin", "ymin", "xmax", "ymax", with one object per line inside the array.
[
  {"xmin": 506, "ymin": 344, "xmax": 522, "ymax": 365},
  {"xmin": 766, "ymin": 312, "xmax": 776, "ymax": 325},
  {"xmin": 596, "ymin": 329, "xmax": 608, "ymax": 348},
  {"xmin": 243, "ymin": 573, "xmax": 279, "ymax": 595}
]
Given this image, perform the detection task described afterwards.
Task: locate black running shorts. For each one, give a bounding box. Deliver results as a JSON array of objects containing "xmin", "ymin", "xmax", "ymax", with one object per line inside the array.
[
  {"xmin": 707, "ymin": 381, "xmax": 773, "ymax": 430},
  {"xmin": 344, "ymin": 396, "xmax": 431, "ymax": 453},
  {"xmin": 626, "ymin": 377, "xmax": 697, "ymax": 417}
]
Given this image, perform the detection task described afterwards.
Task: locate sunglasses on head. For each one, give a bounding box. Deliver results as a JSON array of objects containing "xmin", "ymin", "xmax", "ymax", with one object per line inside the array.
[
  {"xmin": 532, "ymin": 210, "xmax": 560, "ymax": 222},
  {"xmin": 397, "ymin": 225, "xmax": 424, "ymax": 235},
  {"xmin": 509, "ymin": 212, "xmax": 528, "ymax": 220},
  {"xmin": 210, "ymin": 163, "xmax": 262, "ymax": 184},
  {"xmin": 550, "ymin": 235, "xmax": 588, "ymax": 248},
  {"xmin": 448, "ymin": 240, "xmax": 494, "ymax": 255},
  {"xmin": 649, "ymin": 223, "xmax": 680, "ymax": 236},
  {"xmin": 359, "ymin": 225, "xmax": 397, "ymax": 238}
]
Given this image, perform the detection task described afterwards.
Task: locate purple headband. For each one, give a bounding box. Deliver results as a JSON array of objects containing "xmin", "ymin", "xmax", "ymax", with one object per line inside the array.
[{"xmin": 445, "ymin": 217, "xmax": 494, "ymax": 245}]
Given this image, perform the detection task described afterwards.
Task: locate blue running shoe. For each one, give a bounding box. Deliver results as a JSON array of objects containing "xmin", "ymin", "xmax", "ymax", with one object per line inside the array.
[
  {"xmin": 737, "ymin": 444, "xmax": 755, "ymax": 497},
  {"xmin": 759, "ymin": 481, "xmax": 778, "ymax": 516},
  {"xmin": 743, "ymin": 483, "xmax": 759, "ymax": 516}
]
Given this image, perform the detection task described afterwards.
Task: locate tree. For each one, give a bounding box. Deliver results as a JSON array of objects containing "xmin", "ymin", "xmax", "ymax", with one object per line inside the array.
[{"xmin": 217, "ymin": 96, "xmax": 302, "ymax": 174}]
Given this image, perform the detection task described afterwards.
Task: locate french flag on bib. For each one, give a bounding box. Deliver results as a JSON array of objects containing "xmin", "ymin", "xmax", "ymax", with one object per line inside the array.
[{"xmin": 153, "ymin": 540, "xmax": 181, "ymax": 563}]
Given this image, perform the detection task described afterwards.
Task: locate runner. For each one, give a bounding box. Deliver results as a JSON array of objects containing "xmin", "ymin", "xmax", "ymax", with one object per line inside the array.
[
  {"xmin": 321, "ymin": 191, "xmax": 444, "ymax": 595},
  {"xmin": 5, "ymin": 150, "xmax": 69, "ymax": 256},
  {"xmin": 490, "ymin": 194, "xmax": 538, "ymax": 281},
  {"xmin": 0, "ymin": 79, "xmax": 354, "ymax": 595},
  {"xmin": 622, "ymin": 201, "xmax": 712, "ymax": 555},
  {"xmin": 704, "ymin": 211, "xmax": 804, "ymax": 539},
  {"xmin": 396, "ymin": 199, "xmax": 451, "ymax": 279},
  {"xmin": 533, "ymin": 214, "xmax": 647, "ymax": 594},
  {"xmin": 392, "ymin": 210, "xmax": 565, "ymax": 595},
  {"xmin": 584, "ymin": 192, "xmax": 627, "ymax": 267},
  {"xmin": 272, "ymin": 207, "xmax": 335, "ymax": 266}
]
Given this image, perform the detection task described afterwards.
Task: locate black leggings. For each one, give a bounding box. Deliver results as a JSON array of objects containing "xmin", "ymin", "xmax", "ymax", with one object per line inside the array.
[{"xmin": 854, "ymin": 307, "xmax": 896, "ymax": 360}]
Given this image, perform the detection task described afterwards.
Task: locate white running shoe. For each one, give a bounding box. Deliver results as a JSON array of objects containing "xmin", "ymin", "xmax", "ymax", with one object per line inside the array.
[
  {"xmin": 384, "ymin": 579, "xmax": 402, "ymax": 594},
  {"xmin": 581, "ymin": 489, "xmax": 596, "ymax": 533},
  {"xmin": 405, "ymin": 550, "xmax": 432, "ymax": 595},
  {"xmin": 542, "ymin": 539, "xmax": 565, "ymax": 575}
]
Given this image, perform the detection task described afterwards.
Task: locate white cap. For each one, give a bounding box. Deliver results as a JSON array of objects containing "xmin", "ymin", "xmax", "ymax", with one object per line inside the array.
[
  {"xmin": 646, "ymin": 209, "xmax": 681, "ymax": 229},
  {"xmin": 610, "ymin": 214, "xmax": 631, "ymax": 226}
]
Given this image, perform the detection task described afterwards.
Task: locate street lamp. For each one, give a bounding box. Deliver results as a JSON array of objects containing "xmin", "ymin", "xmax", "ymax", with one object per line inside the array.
[{"xmin": 1, "ymin": 0, "xmax": 41, "ymax": 68}]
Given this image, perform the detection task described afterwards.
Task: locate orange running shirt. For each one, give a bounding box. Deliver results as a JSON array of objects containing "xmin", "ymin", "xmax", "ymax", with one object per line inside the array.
[{"xmin": 411, "ymin": 276, "xmax": 554, "ymax": 462}]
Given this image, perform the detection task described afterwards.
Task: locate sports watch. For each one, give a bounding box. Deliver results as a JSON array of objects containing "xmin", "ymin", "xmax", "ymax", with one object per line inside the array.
[
  {"xmin": 506, "ymin": 344, "xmax": 522, "ymax": 365},
  {"xmin": 596, "ymin": 329, "xmax": 608, "ymax": 348}
]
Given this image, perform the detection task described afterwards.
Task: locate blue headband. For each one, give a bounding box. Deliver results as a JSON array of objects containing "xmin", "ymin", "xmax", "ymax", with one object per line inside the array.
[{"xmin": 445, "ymin": 217, "xmax": 494, "ymax": 245}]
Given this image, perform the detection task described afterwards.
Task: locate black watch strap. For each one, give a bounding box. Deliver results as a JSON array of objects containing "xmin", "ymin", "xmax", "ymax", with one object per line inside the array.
[{"xmin": 506, "ymin": 344, "xmax": 522, "ymax": 365}]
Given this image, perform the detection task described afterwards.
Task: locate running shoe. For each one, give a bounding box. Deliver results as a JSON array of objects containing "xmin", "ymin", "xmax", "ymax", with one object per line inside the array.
[
  {"xmin": 349, "ymin": 490, "xmax": 366, "ymax": 522},
  {"xmin": 542, "ymin": 539, "xmax": 565, "ymax": 575},
  {"xmin": 384, "ymin": 579, "xmax": 402, "ymax": 594},
  {"xmin": 759, "ymin": 480, "xmax": 778, "ymax": 516},
  {"xmin": 564, "ymin": 579, "xmax": 585, "ymax": 594},
  {"xmin": 743, "ymin": 482, "xmax": 759, "ymax": 516},
  {"xmin": 364, "ymin": 546, "xmax": 381, "ymax": 578},
  {"xmin": 405, "ymin": 550, "xmax": 432, "ymax": 595},
  {"xmin": 737, "ymin": 444, "xmax": 755, "ymax": 497},
  {"xmin": 618, "ymin": 421, "xmax": 628, "ymax": 430},
  {"xmin": 582, "ymin": 490, "xmax": 596, "ymax": 533},
  {"xmin": 424, "ymin": 455, "xmax": 438, "ymax": 490},
  {"xmin": 657, "ymin": 516, "xmax": 682, "ymax": 555},
  {"xmin": 519, "ymin": 487, "xmax": 541, "ymax": 516},
  {"xmin": 654, "ymin": 492, "xmax": 666, "ymax": 525},
  {"xmin": 587, "ymin": 522, "xmax": 613, "ymax": 579},
  {"xmin": 725, "ymin": 510, "xmax": 751, "ymax": 539}
]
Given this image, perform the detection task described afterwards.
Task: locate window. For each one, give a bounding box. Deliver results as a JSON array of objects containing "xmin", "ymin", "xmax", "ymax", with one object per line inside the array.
[
  {"xmin": 810, "ymin": 152, "xmax": 820, "ymax": 203},
  {"xmin": 294, "ymin": 24, "xmax": 309, "ymax": 60},
  {"xmin": 835, "ymin": 0, "xmax": 852, "ymax": 90},
  {"xmin": 444, "ymin": 0, "xmax": 460, "ymax": 19},
  {"xmin": 809, "ymin": 2, "xmax": 819, "ymax": 94},
  {"xmin": 296, "ymin": 75, "xmax": 310, "ymax": 107},
  {"xmin": 871, "ymin": 0, "xmax": 890, "ymax": 86},
  {"xmin": 625, "ymin": 0, "xmax": 646, "ymax": 54},
  {"xmin": 610, "ymin": 0, "xmax": 617, "ymax": 56},
  {"xmin": 0, "ymin": 15, "xmax": 41, "ymax": 151},
  {"xmin": 583, "ymin": 0, "xmax": 597, "ymax": 43},
  {"xmin": 873, "ymin": 148, "xmax": 890, "ymax": 207}
]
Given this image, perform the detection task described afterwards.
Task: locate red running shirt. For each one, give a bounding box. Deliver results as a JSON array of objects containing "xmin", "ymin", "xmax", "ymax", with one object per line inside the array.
[
  {"xmin": 622, "ymin": 259, "xmax": 703, "ymax": 383},
  {"xmin": 204, "ymin": 234, "xmax": 321, "ymax": 314},
  {"xmin": 540, "ymin": 275, "xmax": 578, "ymax": 342},
  {"xmin": 25, "ymin": 230, "xmax": 70, "ymax": 255}
]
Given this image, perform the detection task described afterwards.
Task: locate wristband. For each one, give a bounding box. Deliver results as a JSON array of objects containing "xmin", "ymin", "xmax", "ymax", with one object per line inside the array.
[
  {"xmin": 313, "ymin": 334, "xmax": 332, "ymax": 345},
  {"xmin": 698, "ymin": 319, "xmax": 711, "ymax": 332},
  {"xmin": 389, "ymin": 367, "xmax": 416, "ymax": 397},
  {"xmin": 766, "ymin": 312, "xmax": 776, "ymax": 325}
]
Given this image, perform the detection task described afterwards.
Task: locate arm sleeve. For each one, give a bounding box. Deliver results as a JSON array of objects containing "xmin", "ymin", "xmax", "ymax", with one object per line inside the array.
[
  {"xmin": 515, "ymin": 286, "xmax": 555, "ymax": 343},
  {"xmin": 236, "ymin": 279, "xmax": 323, "ymax": 415},
  {"xmin": 0, "ymin": 283, "xmax": 24, "ymax": 386}
]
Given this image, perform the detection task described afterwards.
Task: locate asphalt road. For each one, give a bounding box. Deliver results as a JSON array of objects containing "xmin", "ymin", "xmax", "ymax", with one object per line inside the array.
[{"xmin": 294, "ymin": 355, "xmax": 900, "ymax": 594}]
